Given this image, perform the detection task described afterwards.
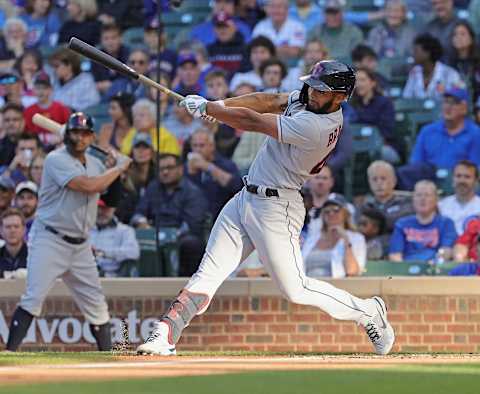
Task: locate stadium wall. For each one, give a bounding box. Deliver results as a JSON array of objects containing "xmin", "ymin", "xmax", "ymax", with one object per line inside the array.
[{"xmin": 0, "ymin": 277, "xmax": 479, "ymax": 353}]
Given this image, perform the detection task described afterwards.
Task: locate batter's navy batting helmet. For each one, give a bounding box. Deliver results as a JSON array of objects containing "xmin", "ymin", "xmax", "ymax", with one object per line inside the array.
[
  {"xmin": 65, "ymin": 112, "xmax": 95, "ymax": 133},
  {"xmin": 299, "ymin": 60, "xmax": 356, "ymax": 105}
]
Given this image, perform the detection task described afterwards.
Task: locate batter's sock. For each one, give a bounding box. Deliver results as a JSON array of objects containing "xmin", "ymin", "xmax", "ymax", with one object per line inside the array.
[
  {"xmin": 6, "ymin": 307, "xmax": 34, "ymax": 351},
  {"xmin": 90, "ymin": 323, "xmax": 112, "ymax": 351}
]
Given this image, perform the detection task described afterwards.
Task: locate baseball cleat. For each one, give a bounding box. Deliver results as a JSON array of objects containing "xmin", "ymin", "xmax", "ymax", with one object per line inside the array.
[
  {"xmin": 136, "ymin": 321, "xmax": 176, "ymax": 356},
  {"xmin": 359, "ymin": 296, "xmax": 395, "ymax": 355}
]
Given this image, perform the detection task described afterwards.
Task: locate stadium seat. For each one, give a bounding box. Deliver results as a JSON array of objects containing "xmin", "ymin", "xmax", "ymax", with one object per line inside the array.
[
  {"xmin": 122, "ymin": 27, "xmax": 145, "ymax": 48},
  {"xmin": 364, "ymin": 260, "xmax": 432, "ymax": 276},
  {"xmin": 84, "ymin": 103, "xmax": 110, "ymax": 133},
  {"xmin": 343, "ymin": 124, "xmax": 382, "ymax": 198}
]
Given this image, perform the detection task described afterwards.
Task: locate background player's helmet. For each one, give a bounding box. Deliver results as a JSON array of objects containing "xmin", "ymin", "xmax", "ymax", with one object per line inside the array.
[
  {"xmin": 299, "ymin": 60, "xmax": 356, "ymax": 105},
  {"xmin": 64, "ymin": 112, "xmax": 95, "ymax": 148}
]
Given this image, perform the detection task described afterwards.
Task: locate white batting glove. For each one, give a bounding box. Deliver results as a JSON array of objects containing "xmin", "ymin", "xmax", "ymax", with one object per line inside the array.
[{"xmin": 180, "ymin": 95, "xmax": 209, "ymax": 119}]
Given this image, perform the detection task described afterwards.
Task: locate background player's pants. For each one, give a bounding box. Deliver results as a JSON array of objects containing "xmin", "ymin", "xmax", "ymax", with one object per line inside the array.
[
  {"xmin": 19, "ymin": 222, "xmax": 110, "ymax": 325},
  {"xmin": 186, "ymin": 188, "xmax": 377, "ymax": 321}
]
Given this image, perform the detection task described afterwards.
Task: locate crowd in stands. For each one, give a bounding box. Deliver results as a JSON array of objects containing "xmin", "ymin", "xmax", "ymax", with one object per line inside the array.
[{"xmin": 1, "ymin": 0, "xmax": 480, "ymax": 279}]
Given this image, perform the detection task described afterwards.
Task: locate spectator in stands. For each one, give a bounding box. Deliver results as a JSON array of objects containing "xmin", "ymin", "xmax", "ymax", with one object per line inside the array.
[
  {"xmin": 289, "ymin": 0, "xmax": 323, "ymax": 34},
  {"xmin": 121, "ymin": 99, "xmax": 179, "ymax": 156},
  {"xmin": 0, "ymin": 208, "xmax": 27, "ymax": 279},
  {"xmin": 309, "ymin": 0, "xmax": 363, "ymax": 60},
  {"xmin": 91, "ymin": 23, "xmax": 129, "ymax": 97},
  {"xmin": 453, "ymin": 216, "xmax": 480, "ymax": 262},
  {"xmin": 126, "ymin": 133, "xmax": 156, "ymax": 197},
  {"xmin": 0, "ymin": 17, "xmax": 28, "ymax": 70},
  {"xmin": 362, "ymin": 160, "xmax": 414, "ymax": 232},
  {"xmin": 347, "ymin": 68, "xmax": 401, "ymax": 163},
  {"xmin": 402, "ymin": 33, "xmax": 461, "ymax": 100},
  {"xmin": 351, "ymin": 45, "xmax": 389, "ymax": 91},
  {"xmin": 24, "ymin": 71, "xmax": 70, "ymax": 147},
  {"xmin": 97, "ymin": 92, "xmax": 134, "ymax": 151},
  {"xmin": 446, "ymin": 21, "xmax": 480, "ymax": 102},
  {"xmin": 58, "ymin": 0, "xmax": 101, "ymax": 46},
  {"xmin": 132, "ymin": 153, "xmax": 208, "ymax": 276},
  {"xmin": 90, "ymin": 199, "xmax": 139, "ymax": 277},
  {"xmin": 302, "ymin": 195, "xmax": 366, "ymax": 277},
  {"xmin": 97, "ymin": 0, "xmax": 142, "ymax": 30},
  {"xmin": 367, "ymin": 0, "xmax": 417, "ymax": 59},
  {"xmin": 143, "ymin": 18, "xmax": 177, "ymax": 80},
  {"xmin": 49, "ymin": 47, "xmax": 100, "ymax": 110},
  {"xmin": 177, "ymin": 41, "xmax": 214, "ymax": 90},
  {"xmin": 423, "ymin": 0, "xmax": 460, "ymax": 60},
  {"xmin": 208, "ymin": 11, "xmax": 247, "ymax": 78},
  {"xmin": 0, "ymin": 69, "xmax": 36, "ymax": 108},
  {"xmin": 187, "ymin": 0, "xmax": 251, "ymax": 47},
  {"xmin": 259, "ymin": 58, "xmax": 287, "ymax": 93},
  {"xmin": 174, "ymin": 53, "xmax": 206, "ymax": 97},
  {"xmin": 397, "ymin": 87, "xmax": 480, "ymax": 190},
  {"xmin": 14, "ymin": 180, "xmax": 38, "ymax": 237},
  {"xmin": 106, "ymin": 48, "xmax": 149, "ymax": 101},
  {"xmin": 205, "ymin": 69, "xmax": 230, "ymax": 101},
  {"xmin": 164, "ymin": 102, "xmax": 203, "ymax": 146},
  {"xmin": 187, "ymin": 129, "xmax": 243, "ymax": 219},
  {"xmin": 20, "ymin": 0, "xmax": 61, "ymax": 48},
  {"xmin": 229, "ymin": 35, "xmax": 276, "ymax": 92},
  {"xmin": 358, "ymin": 206, "xmax": 389, "ymax": 260},
  {"xmin": 3, "ymin": 133, "xmax": 42, "ymax": 185},
  {"xmin": 14, "ymin": 49, "xmax": 43, "ymax": 101},
  {"xmin": 389, "ymin": 180, "xmax": 457, "ymax": 262},
  {"xmin": 439, "ymin": 160, "xmax": 480, "ymax": 235},
  {"xmin": 27, "ymin": 154, "xmax": 44, "ymax": 187},
  {"xmin": 235, "ymin": 0, "xmax": 265, "ymax": 30},
  {"xmin": 0, "ymin": 103, "xmax": 25, "ymax": 168},
  {"xmin": 468, "ymin": 0, "xmax": 480, "ymax": 38},
  {"xmin": 282, "ymin": 38, "xmax": 328, "ymax": 92},
  {"xmin": 0, "ymin": 177, "xmax": 15, "ymax": 219},
  {"xmin": 252, "ymin": 0, "xmax": 306, "ymax": 63}
]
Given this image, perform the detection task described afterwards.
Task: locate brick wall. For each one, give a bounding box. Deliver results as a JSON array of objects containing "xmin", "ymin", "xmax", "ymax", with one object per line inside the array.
[{"xmin": 0, "ymin": 278, "xmax": 479, "ymax": 352}]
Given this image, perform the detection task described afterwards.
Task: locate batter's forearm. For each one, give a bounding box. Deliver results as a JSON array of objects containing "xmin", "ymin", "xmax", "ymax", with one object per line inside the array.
[
  {"xmin": 68, "ymin": 167, "xmax": 122, "ymax": 194},
  {"xmin": 223, "ymin": 92, "xmax": 288, "ymax": 114}
]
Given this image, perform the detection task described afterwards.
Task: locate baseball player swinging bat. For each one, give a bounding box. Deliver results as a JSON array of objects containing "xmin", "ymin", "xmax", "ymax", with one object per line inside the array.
[
  {"xmin": 32, "ymin": 113, "xmax": 110, "ymax": 161},
  {"xmin": 68, "ymin": 37, "xmax": 184, "ymax": 101}
]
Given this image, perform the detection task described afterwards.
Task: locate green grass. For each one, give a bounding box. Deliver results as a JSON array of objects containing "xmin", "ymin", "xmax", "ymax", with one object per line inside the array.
[
  {"xmin": 0, "ymin": 351, "xmax": 120, "ymax": 366},
  {"xmin": 1, "ymin": 367, "xmax": 479, "ymax": 394}
]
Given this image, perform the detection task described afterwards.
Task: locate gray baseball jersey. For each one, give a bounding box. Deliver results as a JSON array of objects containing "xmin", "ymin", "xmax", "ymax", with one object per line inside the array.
[
  {"xmin": 35, "ymin": 146, "xmax": 106, "ymax": 238},
  {"xmin": 247, "ymin": 90, "xmax": 343, "ymax": 190}
]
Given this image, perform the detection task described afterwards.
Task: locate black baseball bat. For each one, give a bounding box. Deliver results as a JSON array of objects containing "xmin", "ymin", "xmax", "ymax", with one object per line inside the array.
[{"xmin": 68, "ymin": 37, "xmax": 184, "ymax": 101}]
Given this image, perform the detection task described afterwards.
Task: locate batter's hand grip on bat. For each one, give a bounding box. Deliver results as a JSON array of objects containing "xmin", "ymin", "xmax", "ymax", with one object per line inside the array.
[{"xmin": 68, "ymin": 37, "xmax": 139, "ymax": 80}]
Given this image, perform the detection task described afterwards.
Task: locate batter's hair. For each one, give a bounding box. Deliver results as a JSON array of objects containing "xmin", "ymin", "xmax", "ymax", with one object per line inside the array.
[
  {"xmin": 455, "ymin": 160, "xmax": 479, "ymax": 179},
  {"xmin": 259, "ymin": 58, "xmax": 287, "ymax": 79},
  {"xmin": 0, "ymin": 207, "xmax": 25, "ymax": 227},
  {"xmin": 414, "ymin": 33, "xmax": 443, "ymax": 63}
]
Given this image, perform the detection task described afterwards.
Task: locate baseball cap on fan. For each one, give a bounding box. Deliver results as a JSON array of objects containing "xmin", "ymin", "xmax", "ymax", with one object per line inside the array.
[
  {"xmin": 133, "ymin": 132, "xmax": 153, "ymax": 148},
  {"xmin": 0, "ymin": 70, "xmax": 21, "ymax": 85},
  {"xmin": 321, "ymin": 193, "xmax": 348, "ymax": 210},
  {"xmin": 0, "ymin": 177, "xmax": 15, "ymax": 191},
  {"xmin": 443, "ymin": 86, "xmax": 469, "ymax": 103},
  {"xmin": 32, "ymin": 71, "xmax": 52, "ymax": 87},
  {"xmin": 324, "ymin": 0, "xmax": 346, "ymax": 11},
  {"xmin": 15, "ymin": 181, "xmax": 38, "ymax": 196},
  {"xmin": 144, "ymin": 16, "xmax": 164, "ymax": 32},
  {"xmin": 178, "ymin": 53, "xmax": 198, "ymax": 67}
]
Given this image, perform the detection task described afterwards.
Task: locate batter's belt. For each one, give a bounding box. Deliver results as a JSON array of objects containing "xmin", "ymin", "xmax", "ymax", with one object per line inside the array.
[
  {"xmin": 44, "ymin": 225, "xmax": 87, "ymax": 245},
  {"xmin": 242, "ymin": 176, "xmax": 301, "ymax": 200}
]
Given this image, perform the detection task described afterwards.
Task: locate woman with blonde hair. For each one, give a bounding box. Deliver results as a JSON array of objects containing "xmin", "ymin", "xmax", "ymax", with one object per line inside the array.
[
  {"xmin": 58, "ymin": 0, "xmax": 101, "ymax": 46},
  {"xmin": 302, "ymin": 195, "xmax": 366, "ymax": 278}
]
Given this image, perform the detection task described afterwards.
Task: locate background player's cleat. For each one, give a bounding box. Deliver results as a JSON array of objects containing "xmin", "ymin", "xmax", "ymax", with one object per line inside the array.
[
  {"xmin": 359, "ymin": 296, "xmax": 395, "ymax": 355},
  {"xmin": 136, "ymin": 321, "xmax": 176, "ymax": 356}
]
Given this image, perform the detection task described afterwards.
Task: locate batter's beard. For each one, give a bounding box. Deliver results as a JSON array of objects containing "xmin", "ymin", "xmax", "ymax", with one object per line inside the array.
[{"xmin": 307, "ymin": 98, "xmax": 334, "ymax": 114}]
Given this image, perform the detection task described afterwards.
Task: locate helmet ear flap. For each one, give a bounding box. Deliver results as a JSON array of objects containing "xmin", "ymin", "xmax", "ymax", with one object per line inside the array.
[{"xmin": 299, "ymin": 83, "xmax": 309, "ymax": 105}]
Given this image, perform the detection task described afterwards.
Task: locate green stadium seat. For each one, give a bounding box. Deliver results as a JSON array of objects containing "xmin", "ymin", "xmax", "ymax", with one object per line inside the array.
[
  {"xmin": 122, "ymin": 27, "xmax": 145, "ymax": 48},
  {"xmin": 84, "ymin": 103, "xmax": 110, "ymax": 133},
  {"xmin": 135, "ymin": 227, "xmax": 180, "ymax": 277},
  {"xmin": 364, "ymin": 260, "xmax": 432, "ymax": 276},
  {"xmin": 343, "ymin": 124, "xmax": 383, "ymax": 199}
]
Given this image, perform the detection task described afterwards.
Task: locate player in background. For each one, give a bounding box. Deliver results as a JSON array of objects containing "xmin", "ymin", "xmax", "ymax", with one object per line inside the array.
[
  {"xmin": 5, "ymin": 113, "xmax": 132, "ymax": 352},
  {"xmin": 137, "ymin": 61, "xmax": 395, "ymax": 356}
]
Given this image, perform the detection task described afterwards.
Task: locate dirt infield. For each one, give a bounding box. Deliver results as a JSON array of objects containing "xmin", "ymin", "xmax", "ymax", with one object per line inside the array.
[{"xmin": 1, "ymin": 354, "xmax": 480, "ymax": 385}]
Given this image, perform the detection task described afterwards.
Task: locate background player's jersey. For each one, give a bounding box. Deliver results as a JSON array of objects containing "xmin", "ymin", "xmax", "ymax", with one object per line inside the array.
[{"xmin": 247, "ymin": 90, "xmax": 343, "ymax": 190}]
